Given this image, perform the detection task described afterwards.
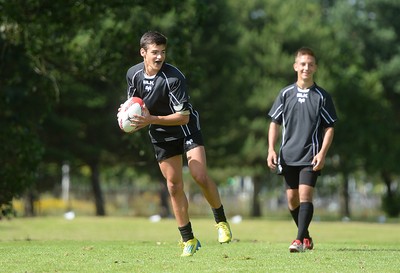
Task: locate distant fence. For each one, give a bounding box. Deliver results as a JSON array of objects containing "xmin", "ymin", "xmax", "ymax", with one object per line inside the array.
[{"xmin": 12, "ymin": 176, "xmax": 384, "ymax": 220}]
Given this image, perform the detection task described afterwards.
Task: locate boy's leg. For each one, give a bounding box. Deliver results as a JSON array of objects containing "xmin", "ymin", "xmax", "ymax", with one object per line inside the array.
[
  {"xmin": 159, "ymin": 155, "xmax": 189, "ymax": 228},
  {"xmin": 187, "ymin": 146, "xmax": 222, "ymax": 208},
  {"xmin": 159, "ymin": 155, "xmax": 201, "ymax": 256},
  {"xmin": 186, "ymin": 146, "xmax": 232, "ymax": 243}
]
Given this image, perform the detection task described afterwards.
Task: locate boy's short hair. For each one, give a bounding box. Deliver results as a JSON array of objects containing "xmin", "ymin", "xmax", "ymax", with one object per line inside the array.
[
  {"xmin": 295, "ymin": 47, "xmax": 316, "ymax": 63},
  {"xmin": 140, "ymin": 31, "xmax": 168, "ymax": 50}
]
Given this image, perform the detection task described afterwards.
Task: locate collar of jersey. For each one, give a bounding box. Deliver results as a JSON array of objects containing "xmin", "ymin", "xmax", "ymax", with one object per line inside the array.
[{"xmin": 144, "ymin": 73, "xmax": 156, "ymax": 79}]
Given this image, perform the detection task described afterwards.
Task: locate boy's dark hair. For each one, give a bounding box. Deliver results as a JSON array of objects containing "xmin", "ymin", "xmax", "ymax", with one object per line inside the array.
[
  {"xmin": 295, "ymin": 47, "xmax": 316, "ymax": 63},
  {"xmin": 140, "ymin": 31, "xmax": 168, "ymax": 50}
]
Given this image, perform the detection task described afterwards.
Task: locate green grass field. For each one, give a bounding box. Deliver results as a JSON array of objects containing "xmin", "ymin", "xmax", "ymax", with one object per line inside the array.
[{"xmin": 1, "ymin": 216, "xmax": 399, "ymax": 272}]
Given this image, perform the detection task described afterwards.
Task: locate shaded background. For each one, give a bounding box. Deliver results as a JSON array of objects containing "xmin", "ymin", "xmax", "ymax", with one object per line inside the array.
[{"xmin": 1, "ymin": 0, "xmax": 399, "ymax": 220}]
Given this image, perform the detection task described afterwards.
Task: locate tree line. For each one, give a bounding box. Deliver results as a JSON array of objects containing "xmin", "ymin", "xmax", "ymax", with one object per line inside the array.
[{"xmin": 1, "ymin": 0, "xmax": 399, "ymax": 217}]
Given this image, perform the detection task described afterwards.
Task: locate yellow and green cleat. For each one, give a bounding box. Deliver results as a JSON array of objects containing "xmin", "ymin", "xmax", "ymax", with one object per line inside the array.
[
  {"xmin": 215, "ymin": 222, "xmax": 232, "ymax": 243},
  {"xmin": 180, "ymin": 238, "xmax": 201, "ymax": 257}
]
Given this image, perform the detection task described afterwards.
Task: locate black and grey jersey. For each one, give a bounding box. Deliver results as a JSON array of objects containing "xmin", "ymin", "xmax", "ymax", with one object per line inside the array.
[
  {"xmin": 268, "ymin": 83, "xmax": 338, "ymax": 166},
  {"xmin": 126, "ymin": 62, "xmax": 201, "ymax": 143}
]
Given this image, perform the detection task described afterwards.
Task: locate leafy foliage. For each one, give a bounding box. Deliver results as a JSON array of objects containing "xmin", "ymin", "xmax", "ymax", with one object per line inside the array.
[{"xmin": 1, "ymin": 0, "xmax": 399, "ymax": 216}]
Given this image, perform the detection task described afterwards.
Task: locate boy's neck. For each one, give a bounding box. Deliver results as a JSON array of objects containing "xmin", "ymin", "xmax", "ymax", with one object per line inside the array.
[{"xmin": 296, "ymin": 79, "xmax": 314, "ymax": 89}]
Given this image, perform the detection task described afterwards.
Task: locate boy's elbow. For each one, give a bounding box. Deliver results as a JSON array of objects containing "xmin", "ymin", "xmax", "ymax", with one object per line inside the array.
[{"xmin": 179, "ymin": 114, "xmax": 190, "ymax": 125}]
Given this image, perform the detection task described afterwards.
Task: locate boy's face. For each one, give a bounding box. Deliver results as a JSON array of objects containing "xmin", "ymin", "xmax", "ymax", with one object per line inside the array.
[
  {"xmin": 140, "ymin": 43, "xmax": 166, "ymax": 75},
  {"xmin": 293, "ymin": 54, "xmax": 317, "ymax": 82}
]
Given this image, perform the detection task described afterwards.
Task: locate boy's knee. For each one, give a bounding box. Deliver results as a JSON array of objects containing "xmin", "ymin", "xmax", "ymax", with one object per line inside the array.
[
  {"xmin": 192, "ymin": 173, "xmax": 209, "ymax": 187},
  {"xmin": 167, "ymin": 181, "xmax": 183, "ymax": 196}
]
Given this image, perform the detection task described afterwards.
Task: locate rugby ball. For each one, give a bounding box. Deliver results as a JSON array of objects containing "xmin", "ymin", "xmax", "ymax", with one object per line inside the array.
[{"xmin": 117, "ymin": 97, "xmax": 144, "ymax": 133}]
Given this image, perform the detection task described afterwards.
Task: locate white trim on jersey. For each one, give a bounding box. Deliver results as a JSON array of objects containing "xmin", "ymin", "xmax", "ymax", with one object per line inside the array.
[
  {"xmin": 160, "ymin": 71, "xmax": 193, "ymax": 137},
  {"xmin": 270, "ymin": 104, "xmax": 283, "ymax": 120},
  {"xmin": 281, "ymin": 115, "xmax": 287, "ymax": 147},
  {"xmin": 282, "ymin": 85, "xmax": 294, "ymax": 96},
  {"xmin": 165, "ymin": 63, "xmax": 186, "ymax": 79},
  {"xmin": 190, "ymin": 104, "xmax": 201, "ymax": 129},
  {"xmin": 128, "ymin": 69, "xmax": 143, "ymax": 99},
  {"xmin": 270, "ymin": 86, "xmax": 294, "ymax": 120},
  {"xmin": 315, "ymin": 87, "xmax": 336, "ymax": 124},
  {"xmin": 311, "ymin": 118, "xmax": 321, "ymax": 157}
]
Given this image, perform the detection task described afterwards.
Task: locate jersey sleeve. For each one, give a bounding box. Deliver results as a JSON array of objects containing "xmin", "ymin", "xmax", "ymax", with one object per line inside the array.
[
  {"xmin": 320, "ymin": 94, "xmax": 338, "ymax": 127},
  {"xmin": 126, "ymin": 68, "xmax": 136, "ymax": 99},
  {"xmin": 268, "ymin": 92, "xmax": 284, "ymax": 124},
  {"xmin": 168, "ymin": 76, "xmax": 190, "ymax": 114}
]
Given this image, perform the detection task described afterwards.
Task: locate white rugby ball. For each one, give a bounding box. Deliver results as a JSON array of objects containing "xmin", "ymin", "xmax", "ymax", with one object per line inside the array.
[{"xmin": 117, "ymin": 97, "xmax": 144, "ymax": 133}]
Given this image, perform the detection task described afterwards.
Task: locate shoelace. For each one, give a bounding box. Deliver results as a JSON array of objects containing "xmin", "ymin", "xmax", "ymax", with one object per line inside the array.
[
  {"xmin": 179, "ymin": 240, "xmax": 196, "ymax": 249},
  {"xmin": 216, "ymin": 223, "xmax": 229, "ymax": 233}
]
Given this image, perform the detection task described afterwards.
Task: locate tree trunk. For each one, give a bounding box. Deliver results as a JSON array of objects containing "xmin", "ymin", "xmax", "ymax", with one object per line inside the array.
[
  {"xmin": 381, "ymin": 170, "xmax": 400, "ymax": 217},
  {"xmin": 251, "ymin": 175, "xmax": 262, "ymax": 217},
  {"xmin": 381, "ymin": 170, "xmax": 393, "ymax": 198},
  {"xmin": 24, "ymin": 190, "xmax": 36, "ymax": 217},
  {"xmin": 340, "ymin": 173, "xmax": 351, "ymax": 218},
  {"xmin": 89, "ymin": 161, "xmax": 105, "ymax": 216}
]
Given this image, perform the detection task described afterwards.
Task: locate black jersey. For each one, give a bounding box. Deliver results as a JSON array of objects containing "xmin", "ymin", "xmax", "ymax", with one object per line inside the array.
[
  {"xmin": 126, "ymin": 62, "xmax": 201, "ymax": 143},
  {"xmin": 268, "ymin": 83, "xmax": 338, "ymax": 166}
]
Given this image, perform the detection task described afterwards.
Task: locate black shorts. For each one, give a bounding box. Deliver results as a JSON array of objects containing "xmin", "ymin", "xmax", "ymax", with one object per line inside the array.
[
  {"xmin": 152, "ymin": 131, "xmax": 204, "ymax": 162},
  {"xmin": 281, "ymin": 165, "xmax": 320, "ymax": 189}
]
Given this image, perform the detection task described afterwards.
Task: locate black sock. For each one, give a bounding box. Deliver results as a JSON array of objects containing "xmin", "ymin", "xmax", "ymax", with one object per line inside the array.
[
  {"xmin": 290, "ymin": 206, "xmax": 300, "ymax": 226},
  {"xmin": 290, "ymin": 206, "xmax": 310, "ymax": 239},
  {"xmin": 212, "ymin": 205, "xmax": 227, "ymax": 223},
  {"xmin": 178, "ymin": 222, "xmax": 194, "ymax": 242},
  {"xmin": 297, "ymin": 202, "xmax": 313, "ymax": 240}
]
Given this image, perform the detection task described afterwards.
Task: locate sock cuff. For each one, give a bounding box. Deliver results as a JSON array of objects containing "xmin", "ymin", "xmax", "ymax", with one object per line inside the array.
[
  {"xmin": 300, "ymin": 202, "xmax": 314, "ymax": 209},
  {"xmin": 178, "ymin": 221, "xmax": 192, "ymax": 231},
  {"xmin": 212, "ymin": 205, "xmax": 227, "ymax": 223}
]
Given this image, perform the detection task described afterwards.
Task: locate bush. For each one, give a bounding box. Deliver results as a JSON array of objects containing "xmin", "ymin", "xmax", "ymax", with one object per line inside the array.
[
  {"xmin": 382, "ymin": 192, "xmax": 400, "ymax": 217},
  {"xmin": 0, "ymin": 203, "xmax": 16, "ymax": 220}
]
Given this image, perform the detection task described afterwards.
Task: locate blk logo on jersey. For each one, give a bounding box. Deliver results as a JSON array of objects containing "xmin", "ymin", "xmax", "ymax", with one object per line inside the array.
[
  {"xmin": 143, "ymin": 79, "xmax": 154, "ymax": 85},
  {"xmin": 297, "ymin": 92, "xmax": 308, "ymax": 103},
  {"xmin": 143, "ymin": 79, "xmax": 154, "ymax": 92}
]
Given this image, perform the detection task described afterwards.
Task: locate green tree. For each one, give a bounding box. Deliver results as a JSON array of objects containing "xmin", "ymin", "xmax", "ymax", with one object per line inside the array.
[
  {"xmin": 0, "ymin": 4, "xmax": 54, "ymax": 211},
  {"xmin": 226, "ymin": 0, "xmax": 338, "ymax": 216},
  {"xmin": 0, "ymin": 0, "xmax": 151, "ymax": 214},
  {"xmin": 34, "ymin": 1, "xmax": 179, "ymax": 215},
  {"xmin": 1, "ymin": 0, "xmax": 240, "ymax": 215},
  {"xmin": 327, "ymin": 0, "xmax": 400, "ymax": 217},
  {"xmin": 359, "ymin": 0, "xmax": 400, "ymax": 216}
]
